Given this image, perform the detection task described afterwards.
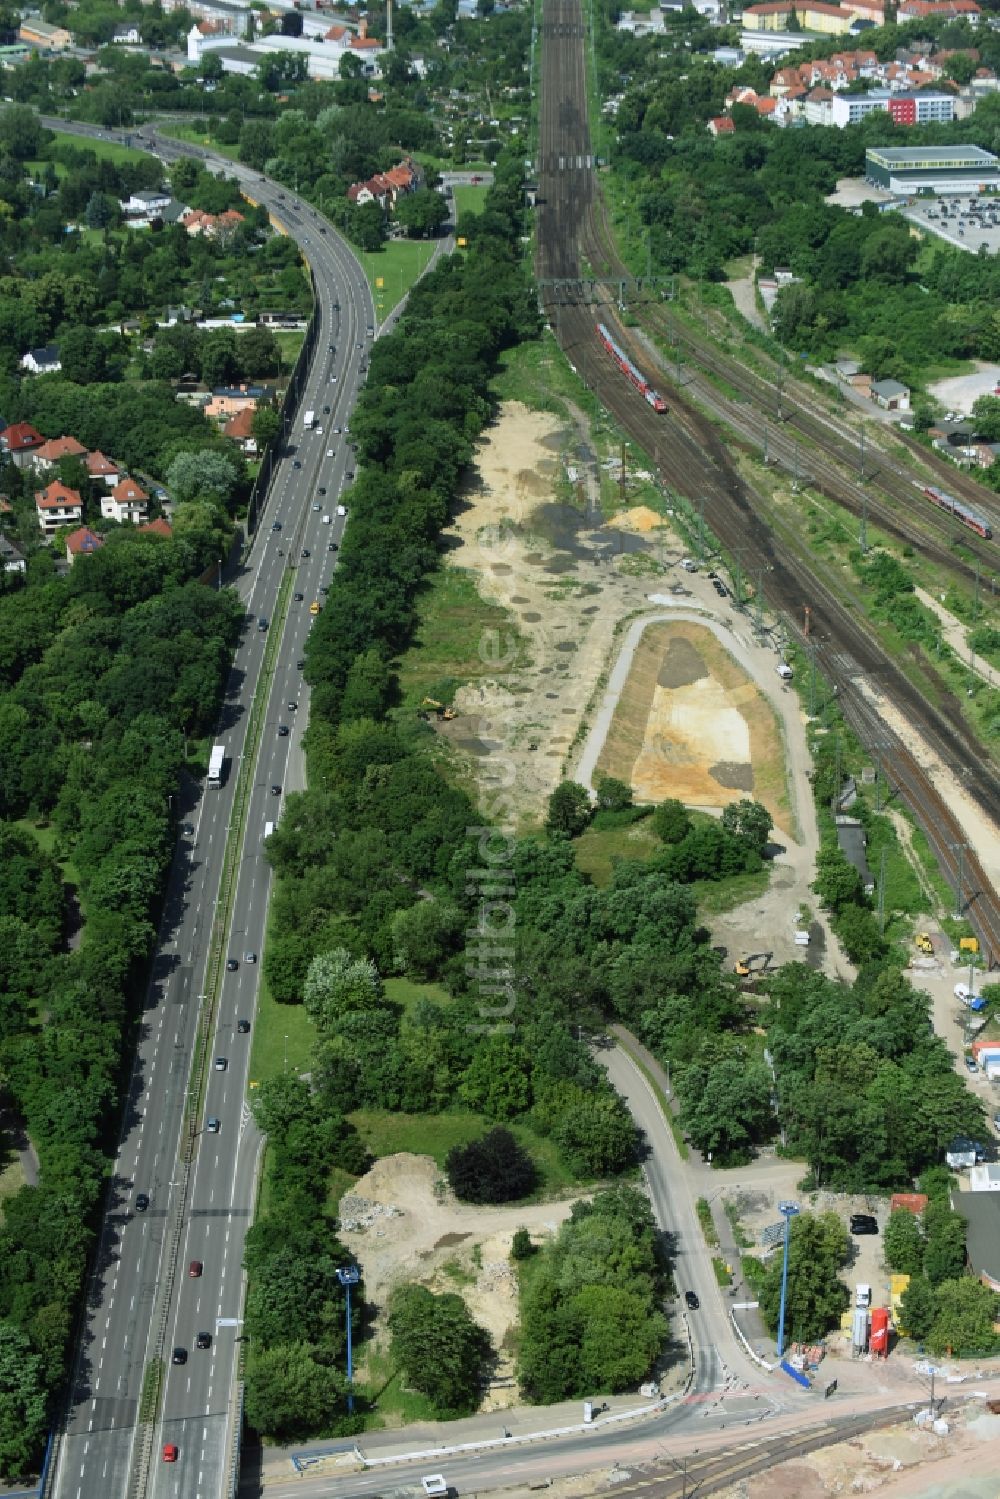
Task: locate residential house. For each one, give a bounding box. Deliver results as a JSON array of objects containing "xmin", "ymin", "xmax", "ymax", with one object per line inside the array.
[
  {"xmin": 112, "ymin": 23, "xmax": 142, "ymax": 43},
  {"xmin": 101, "ymin": 477, "xmax": 149, "ymax": 524},
  {"xmin": 347, "ymin": 158, "xmax": 420, "ymax": 212},
  {"xmin": 181, "ymin": 208, "xmax": 245, "ymax": 240},
  {"xmin": 32, "ymin": 434, "xmax": 87, "ymax": 469},
  {"xmin": 35, "ymin": 481, "xmax": 83, "ymax": 537},
  {"xmin": 744, "ymin": 1, "xmax": 855, "ymax": 33},
  {"xmin": 119, "ymin": 188, "xmax": 173, "ymax": 218},
  {"xmin": 0, "ymin": 531, "xmax": 25, "ymax": 574},
  {"xmin": 871, "ymin": 378, "xmax": 911, "ymax": 411},
  {"xmin": 205, "ymin": 384, "xmax": 272, "ymax": 420},
  {"xmin": 1, "ymin": 422, "xmax": 44, "ymax": 467},
  {"xmin": 707, "ymin": 115, "xmax": 736, "ymax": 136},
  {"xmin": 64, "ymin": 526, "xmax": 105, "ymax": 562},
  {"xmin": 20, "ymin": 344, "xmax": 61, "ymax": 376},
  {"xmin": 86, "ymin": 450, "xmax": 120, "ymax": 488},
  {"xmin": 139, "ymin": 518, "xmax": 173, "ymax": 540},
  {"xmin": 222, "ymin": 407, "xmax": 258, "ymax": 454},
  {"xmin": 897, "ymin": 0, "xmax": 980, "ymax": 19}
]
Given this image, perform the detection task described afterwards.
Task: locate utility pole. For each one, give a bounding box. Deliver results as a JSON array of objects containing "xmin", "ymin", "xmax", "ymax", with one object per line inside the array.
[
  {"xmin": 754, "ymin": 568, "xmax": 766, "ymax": 637},
  {"xmin": 859, "ymin": 487, "xmax": 869, "ymax": 555},
  {"xmin": 791, "ymin": 442, "xmax": 800, "ymax": 493},
  {"xmin": 859, "ymin": 420, "xmax": 866, "ymax": 481}
]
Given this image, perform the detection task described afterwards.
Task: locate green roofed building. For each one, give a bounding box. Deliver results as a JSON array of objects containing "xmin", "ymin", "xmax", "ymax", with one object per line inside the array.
[{"xmin": 865, "ymin": 145, "xmax": 1000, "ymax": 195}]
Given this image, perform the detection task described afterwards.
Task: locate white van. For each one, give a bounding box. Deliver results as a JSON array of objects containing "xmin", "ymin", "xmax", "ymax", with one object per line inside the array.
[
  {"xmin": 322, "ymin": 513, "xmax": 331, "ymax": 524},
  {"xmin": 679, "ymin": 557, "xmax": 698, "ymax": 572},
  {"xmin": 264, "ymin": 821, "xmax": 275, "ymax": 839},
  {"xmin": 337, "ymin": 504, "xmax": 347, "ymax": 517},
  {"xmin": 855, "ymin": 1284, "xmax": 872, "ymax": 1309}
]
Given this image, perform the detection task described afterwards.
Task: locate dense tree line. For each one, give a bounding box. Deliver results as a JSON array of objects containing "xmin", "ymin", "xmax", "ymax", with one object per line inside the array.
[
  {"xmin": 517, "ymin": 1188, "xmax": 667, "ymax": 1401},
  {"xmin": 0, "ymin": 549, "xmax": 243, "ymax": 1477}
]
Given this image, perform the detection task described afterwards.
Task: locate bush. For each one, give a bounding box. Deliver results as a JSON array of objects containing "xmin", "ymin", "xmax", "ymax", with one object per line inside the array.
[
  {"xmin": 446, "ymin": 1127, "xmax": 537, "ymax": 1204},
  {"xmin": 510, "ymin": 1228, "xmax": 535, "ymax": 1261}
]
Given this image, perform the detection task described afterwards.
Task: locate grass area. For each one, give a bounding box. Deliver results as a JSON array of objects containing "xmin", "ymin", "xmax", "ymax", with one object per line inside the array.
[
  {"xmin": 723, "ymin": 1198, "xmax": 754, "ymax": 1250},
  {"xmin": 359, "ymin": 238, "xmax": 438, "ymax": 318},
  {"xmin": 247, "ymin": 975, "xmax": 317, "ymax": 1089},
  {"xmin": 357, "ymin": 1343, "xmax": 441, "ymax": 1428},
  {"xmin": 574, "ymin": 819, "xmax": 660, "ymax": 885},
  {"xmin": 395, "ymin": 564, "xmax": 526, "ymax": 710},
  {"xmin": 696, "ymin": 1196, "xmax": 720, "ymax": 1248},
  {"xmin": 15, "ymin": 816, "xmax": 81, "ymax": 892},
  {"xmin": 383, "ymin": 976, "xmax": 454, "ymax": 1010},
  {"xmin": 156, "ymin": 123, "xmax": 241, "ymax": 162},
  {"xmin": 690, "ymin": 867, "xmax": 771, "ymax": 916},
  {"xmin": 493, "ymin": 331, "xmax": 603, "ymax": 422},
  {"xmin": 0, "ymin": 1154, "xmax": 26, "ymax": 1212},
  {"xmin": 712, "ymin": 1255, "xmax": 733, "ymax": 1287},
  {"xmin": 347, "ymin": 1109, "xmax": 582, "ymax": 1195},
  {"xmin": 45, "ymin": 130, "xmax": 153, "ymax": 166},
  {"xmin": 272, "ymin": 329, "xmax": 307, "ymax": 369},
  {"xmin": 452, "ymin": 184, "xmax": 489, "ymax": 221}
]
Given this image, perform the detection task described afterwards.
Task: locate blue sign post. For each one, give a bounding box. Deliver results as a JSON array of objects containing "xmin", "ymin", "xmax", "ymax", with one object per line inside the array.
[
  {"xmin": 776, "ymin": 1200, "xmax": 800, "ymax": 1360},
  {"xmin": 336, "ymin": 1265, "xmax": 361, "ymax": 1412}
]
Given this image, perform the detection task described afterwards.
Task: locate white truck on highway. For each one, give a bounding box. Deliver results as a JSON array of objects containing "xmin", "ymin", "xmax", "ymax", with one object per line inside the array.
[
  {"xmin": 303, "ymin": 409, "xmax": 316, "ymax": 429},
  {"xmin": 207, "ymin": 744, "xmax": 225, "ymax": 788}
]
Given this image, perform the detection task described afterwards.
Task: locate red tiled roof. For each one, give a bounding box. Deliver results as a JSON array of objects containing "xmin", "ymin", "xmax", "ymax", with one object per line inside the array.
[
  {"xmin": 35, "ymin": 480, "xmax": 82, "ymax": 509},
  {"xmin": 66, "ymin": 526, "xmax": 105, "ymax": 555},
  {"xmin": 3, "ymin": 421, "xmax": 43, "ymax": 451},
  {"xmin": 86, "ymin": 449, "xmax": 118, "ymax": 476},
  {"xmin": 138, "ymin": 518, "xmax": 172, "ymax": 538},
  {"xmin": 223, "ymin": 407, "xmax": 255, "ymax": 439},
  {"xmin": 35, "ymin": 434, "xmax": 86, "ymax": 462},
  {"xmin": 111, "ymin": 477, "xmax": 148, "ymax": 504},
  {"xmin": 889, "ymin": 1193, "xmax": 928, "ymax": 1215}
]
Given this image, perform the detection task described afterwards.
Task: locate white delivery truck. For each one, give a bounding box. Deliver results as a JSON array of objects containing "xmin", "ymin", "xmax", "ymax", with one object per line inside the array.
[
  {"xmin": 303, "ymin": 409, "xmax": 316, "ymax": 429},
  {"xmin": 207, "ymin": 745, "xmax": 225, "ymax": 788},
  {"xmin": 264, "ymin": 821, "xmax": 275, "ymax": 839}
]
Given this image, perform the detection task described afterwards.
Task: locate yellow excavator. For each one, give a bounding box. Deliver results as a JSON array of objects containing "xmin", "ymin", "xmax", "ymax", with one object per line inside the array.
[
  {"xmin": 915, "ymin": 932, "xmax": 934, "ymax": 955},
  {"xmin": 421, "ymin": 697, "xmax": 457, "ymax": 721},
  {"xmin": 734, "ymin": 952, "xmax": 771, "ymax": 980}
]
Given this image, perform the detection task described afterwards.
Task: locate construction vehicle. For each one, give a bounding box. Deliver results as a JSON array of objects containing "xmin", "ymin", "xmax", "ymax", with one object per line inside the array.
[
  {"xmin": 734, "ymin": 952, "xmax": 771, "ymax": 979},
  {"xmin": 915, "ymin": 932, "xmax": 934, "ymax": 955},
  {"xmin": 960, "ymin": 936, "xmax": 979, "ymax": 955},
  {"xmin": 421, "ymin": 697, "xmax": 456, "ymax": 721}
]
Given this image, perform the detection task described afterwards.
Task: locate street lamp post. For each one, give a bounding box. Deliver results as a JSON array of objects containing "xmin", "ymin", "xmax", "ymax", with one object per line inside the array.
[
  {"xmin": 776, "ymin": 1200, "xmax": 800, "ymax": 1360},
  {"xmin": 336, "ymin": 1265, "xmax": 361, "ymax": 1412}
]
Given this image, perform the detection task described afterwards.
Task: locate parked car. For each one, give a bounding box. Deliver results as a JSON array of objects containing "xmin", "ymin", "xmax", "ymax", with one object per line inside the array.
[{"xmin": 850, "ymin": 1214, "xmax": 878, "ymax": 1236}]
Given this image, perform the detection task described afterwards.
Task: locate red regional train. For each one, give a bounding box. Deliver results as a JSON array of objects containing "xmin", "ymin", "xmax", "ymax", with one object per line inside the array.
[
  {"xmin": 596, "ymin": 323, "xmax": 667, "ymax": 412},
  {"xmin": 919, "ymin": 484, "xmax": 993, "ymax": 540}
]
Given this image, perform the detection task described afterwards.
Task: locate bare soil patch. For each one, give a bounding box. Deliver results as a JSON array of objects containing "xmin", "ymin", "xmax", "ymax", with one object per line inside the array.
[
  {"xmin": 594, "ymin": 620, "xmax": 787, "ymax": 827},
  {"xmin": 337, "ymin": 1153, "xmax": 583, "ymax": 1411}
]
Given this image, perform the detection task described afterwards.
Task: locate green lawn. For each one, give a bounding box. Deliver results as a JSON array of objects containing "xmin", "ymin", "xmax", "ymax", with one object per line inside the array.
[
  {"xmin": 272, "ymin": 329, "xmax": 307, "ymax": 369},
  {"xmin": 452, "ymin": 184, "xmax": 489, "ymax": 221},
  {"xmin": 248, "ymin": 975, "xmax": 317, "ymax": 1089},
  {"xmin": 358, "ymin": 239, "xmax": 439, "ymax": 318},
  {"xmin": 14, "ymin": 817, "xmax": 81, "ymax": 902},
  {"xmin": 383, "ymin": 976, "xmax": 454, "ymax": 1010},
  {"xmin": 156, "ymin": 123, "xmax": 241, "ymax": 162},
  {"xmin": 395, "ymin": 564, "xmax": 525, "ymax": 710},
  {"xmin": 347, "ymin": 1109, "xmax": 583, "ymax": 1195},
  {"xmin": 46, "ymin": 130, "xmax": 153, "ymax": 166},
  {"xmin": 575, "ymin": 821, "xmax": 661, "ymax": 886}
]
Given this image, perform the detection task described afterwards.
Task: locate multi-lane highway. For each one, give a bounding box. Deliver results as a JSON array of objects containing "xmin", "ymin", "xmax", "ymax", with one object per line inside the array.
[{"xmin": 45, "ymin": 120, "xmax": 375, "ymax": 1499}]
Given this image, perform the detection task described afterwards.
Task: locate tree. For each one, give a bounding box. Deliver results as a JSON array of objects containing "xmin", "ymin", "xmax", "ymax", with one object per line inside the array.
[
  {"xmin": 883, "ymin": 1209, "xmax": 924, "ymax": 1275},
  {"xmin": 0, "ymin": 1322, "xmax": 48, "ymax": 1481},
  {"xmin": 166, "ymin": 451, "xmax": 238, "ymax": 506},
  {"xmin": 511, "ymin": 1228, "xmax": 534, "ymax": 1261},
  {"xmin": 252, "ymin": 405, "xmax": 281, "ymax": 449},
  {"xmin": 546, "ymin": 780, "xmax": 592, "ymax": 837},
  {"xmin": 899, "ymin": 1275, "xmax": 937, "ymax": 1342},
  {"xmin": 922, "ymin": 1203, "xmax": 967, "ymax": 1287},
  {"xmin": 758, "ymin": 1213, "xmax": 850, "ymax": 1343},
  {"xmin": 720, "ymin": 798, "xmax": 772, "ymax": 855},
  {"xmin": 302, "ymin": 948, "xmax": 383, "ymax": 1034},
  {"xmin": 552, "ymin": 1092, "xmax": 637, "ymax": 1175},
  {"xmin": 395, "ymin": 187, "xmax": 449, "ymax": 239},
  {"xmin": 390, "ymin": 898, "xmax": 462, "ymax": 980},
  {"xmin": 244, "ymin": 1342, "xmax": 348, "ymax": 1438},
  {"xmin": 446, "ymin": 1127, "xmax": 537, "ymax": 1204},
  {"xmin": 388, "ymin": 1284, "xmax": 493, "ymax": 1415},
  {"xmin": 459, "ymin": 1036, "xmax": 531, "ymax": 1120},
  {"xmin": 595, "ymin": 776, "xmax": 633, "ymax": 812},
  {"xmin": 240, "ymin": 324, "xmax": 282, "ymax": 378},
  {"xmin": 679, "ymin": 1055, "xmax": 775, "ymax": 1165},
  {"xmin": 652, "ymin": 798, "xmax": 691, "ymax": 844},
  {"xmin": 84, "ymin": 190, "xmax": 115, "ymax": 230},
  {"xmin": 928, "ymin": 1278, "xmax": 1000, "ymax": 1357}
]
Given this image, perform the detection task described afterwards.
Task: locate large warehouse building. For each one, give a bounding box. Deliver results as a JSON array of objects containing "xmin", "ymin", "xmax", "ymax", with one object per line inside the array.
[{"xmin": 865, "ymin": 145, "xmax": 1000, "ymax": 195}]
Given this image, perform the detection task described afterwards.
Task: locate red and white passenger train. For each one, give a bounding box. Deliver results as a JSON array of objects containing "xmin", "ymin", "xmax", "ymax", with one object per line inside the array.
[{"xmin": 596, "ymin": 323, "xmax": 667, "ymax": 412}]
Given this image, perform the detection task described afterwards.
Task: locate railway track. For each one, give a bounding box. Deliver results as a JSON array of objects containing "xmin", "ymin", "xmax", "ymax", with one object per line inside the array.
[{"xmin": 536, "ymin": 0, "xmax": 1000, "ymax": 963}]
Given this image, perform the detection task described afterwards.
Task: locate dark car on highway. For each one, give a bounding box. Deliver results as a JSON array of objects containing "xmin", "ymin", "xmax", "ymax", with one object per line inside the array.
[
  {"xmin": 684, "ymin": 1291, "xmax": 699, "ymax": 1310},
  {"xmin": 172, "ymin": 1347, "xmax": 187, "ymax": 1365},
  {"xmin": 135, "ymin": 1192, "xmax": 149, "ymax": 1212}
]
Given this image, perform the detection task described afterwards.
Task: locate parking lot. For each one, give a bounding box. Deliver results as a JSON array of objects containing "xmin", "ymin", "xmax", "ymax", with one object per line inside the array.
[{"xmin": 901, "ymin": 194, "xmax": 1000, "ymax": 255}]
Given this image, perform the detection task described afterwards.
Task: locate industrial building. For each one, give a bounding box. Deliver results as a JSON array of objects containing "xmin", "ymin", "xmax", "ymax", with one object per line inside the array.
[{"xmin": 865, "ymin": 144, "xmax": 1000, "ymax": 195}]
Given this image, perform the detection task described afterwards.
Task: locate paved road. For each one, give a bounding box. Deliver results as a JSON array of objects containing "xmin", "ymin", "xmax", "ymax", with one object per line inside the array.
[{"xmin": 43, "ymin": 118, "xmax": 374, "ymax": 1499}]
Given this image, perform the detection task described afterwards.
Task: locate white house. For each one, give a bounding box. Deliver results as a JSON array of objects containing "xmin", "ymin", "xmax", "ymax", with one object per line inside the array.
[
  {"xmin": 112, "ymin": 23, "xmax": 141, "ymax": 43},
  {"xmin": 101, "ymin": 476, "xmax": 149, "ymax": 524},
  {"xmin": 21, "ymin": 344, "xmax": 61, "ymax": 376},
  {"xmin": 35, "ymin": 481, "xmax": 83, "ymax": 537}
]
